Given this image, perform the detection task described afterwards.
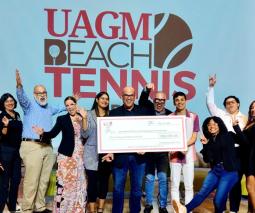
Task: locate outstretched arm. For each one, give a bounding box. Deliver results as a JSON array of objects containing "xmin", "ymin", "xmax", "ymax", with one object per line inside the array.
[
  {"xmin": 206, "ymin": 74, "xmax": 225, "ymax": 117},
  {"xmin": 138, "ymin": 83, "xmax": 154, "ymax": 109},
  {"xmin": 16, "ymin": 69, "xmax": 31, "ymax": 112},
  {"xmin": 40, "ymin": 116, "xmax": 62, "ymax": 140}
]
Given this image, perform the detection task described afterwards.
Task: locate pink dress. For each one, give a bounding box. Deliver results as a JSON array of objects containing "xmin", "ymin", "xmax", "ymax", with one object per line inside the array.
[{"xmin": 54, "ymin": 120, "xmax": 87, "ymax": 213}]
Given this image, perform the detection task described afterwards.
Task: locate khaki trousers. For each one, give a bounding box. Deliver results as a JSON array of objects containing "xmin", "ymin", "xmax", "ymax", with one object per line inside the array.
[{"xmin": 20, "ymin": 141, "xmax": 56, "ymax": 213}]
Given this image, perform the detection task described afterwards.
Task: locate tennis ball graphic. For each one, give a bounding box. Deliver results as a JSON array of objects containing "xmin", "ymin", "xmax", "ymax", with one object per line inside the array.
[{"xmin": 154, "ymin": 14, "xmax": 192, "ymax": 68}]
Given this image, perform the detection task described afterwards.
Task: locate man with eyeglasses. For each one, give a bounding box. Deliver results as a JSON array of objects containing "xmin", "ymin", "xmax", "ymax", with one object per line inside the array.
[
  {"xmin": 16, "ymin": 70, "xmax": 65, "ymax": 213},
  {"xmin": 206, "ymin": 74, "xmax": 247, "ymax": 213},
  {"xmin": 107, "ymin": 86, "xmax": 154, "ymax": 213},
  {"xmin": 138, "ymin": 83, "xmax": 171, "ymax": 213}
]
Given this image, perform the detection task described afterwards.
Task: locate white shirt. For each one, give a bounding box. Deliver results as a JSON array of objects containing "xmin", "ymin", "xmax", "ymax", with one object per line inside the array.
[{"xmin": 206, "ymin": 87, "xmax": 247, "ymax": 146}]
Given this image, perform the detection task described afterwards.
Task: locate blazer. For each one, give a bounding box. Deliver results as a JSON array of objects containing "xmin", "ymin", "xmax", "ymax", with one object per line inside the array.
[
  {"xmin": 81, "ymin": 110, "xmax": 99, "ymax": 170},
  {"xmin": 42, "ymin": 113, "xmax": 84, "ymax": 157},
  {"xmin": 200, "ymin": 125, "xmax": 246, "ymax": 171}
]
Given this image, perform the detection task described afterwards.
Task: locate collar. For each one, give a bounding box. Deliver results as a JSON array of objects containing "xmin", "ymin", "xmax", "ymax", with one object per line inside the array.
[
  {"xmin": 121, "ymin": 104, "xmax": 138, "ymax": 112},
  {"xmin": 173, "ymin": 109, "xmax": 191, "ymax": 117}
]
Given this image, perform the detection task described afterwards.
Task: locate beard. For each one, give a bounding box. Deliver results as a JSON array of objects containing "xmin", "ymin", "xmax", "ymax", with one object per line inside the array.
[{"xmin": 35, "ymin": 97, "xmax": 48, "ymax": 106}]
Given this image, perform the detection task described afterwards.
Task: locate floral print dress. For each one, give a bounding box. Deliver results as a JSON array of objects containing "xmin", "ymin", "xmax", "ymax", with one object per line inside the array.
[{"xmin": 54, "ymin": 120, "xmax": 87, "ymax": 213}]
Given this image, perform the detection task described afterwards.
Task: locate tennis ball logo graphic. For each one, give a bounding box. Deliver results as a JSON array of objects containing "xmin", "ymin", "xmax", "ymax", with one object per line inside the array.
[{"xmin": 154, "ymin": 14, "xmax": 193, "ymax": 69}]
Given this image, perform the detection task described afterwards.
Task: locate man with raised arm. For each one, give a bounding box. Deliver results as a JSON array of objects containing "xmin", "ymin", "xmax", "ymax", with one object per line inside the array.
[
  {"xmin": 16, "ymin": 70, "xmax": 64, "ymax": 213},
  {"xmin": 139, "ymin": 83, "xmax": 171, "ymax": 213}
]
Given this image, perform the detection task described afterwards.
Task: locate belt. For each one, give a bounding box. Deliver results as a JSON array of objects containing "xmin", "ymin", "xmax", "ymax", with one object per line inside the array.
[{"xmin": 22, "ymin": 137, "xmax": 41, "ymax": 142}]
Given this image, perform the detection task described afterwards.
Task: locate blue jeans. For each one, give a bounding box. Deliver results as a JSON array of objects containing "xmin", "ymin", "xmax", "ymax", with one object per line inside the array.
[
  {"xmin": 186, "ymin": 164, "xmax": 238, "ymax": 213},
  {"xmin": 145, "ymin": 172, "xmax": 168, "ymax": 207},
  {"xmin": 145, "ymin": 153, "xmax": 168, "ymax": 208},
  {"xmin": 0, "ymin": 145, "xmax": 21, "ymax": 212},
  {"xmin": 112, "ymin": 155, "xmax": 145, "ymax": 213}
]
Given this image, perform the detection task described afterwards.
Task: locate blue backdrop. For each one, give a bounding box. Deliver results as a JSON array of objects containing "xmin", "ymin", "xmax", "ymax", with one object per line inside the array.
[{"xmin": 1, "ymin": 1, "xmax": 255, "ymax": 151}]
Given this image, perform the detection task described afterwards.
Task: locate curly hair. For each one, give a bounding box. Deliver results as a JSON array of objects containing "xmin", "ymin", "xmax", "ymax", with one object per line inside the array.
[{"xmin": 202, "ymin": 116, "xmax": 228, "ymax": 139}]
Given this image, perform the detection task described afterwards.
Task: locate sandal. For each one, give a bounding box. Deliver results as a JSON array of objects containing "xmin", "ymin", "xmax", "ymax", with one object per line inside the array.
[{"xmin": 97, "ymin": 208, "xmax": 104, "ymax": 213}]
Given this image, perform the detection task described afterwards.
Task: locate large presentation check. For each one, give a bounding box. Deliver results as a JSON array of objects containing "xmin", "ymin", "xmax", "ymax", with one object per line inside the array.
[{"xmin": 97, "ymin": 115, "xmax": 187, "ymax": 153}]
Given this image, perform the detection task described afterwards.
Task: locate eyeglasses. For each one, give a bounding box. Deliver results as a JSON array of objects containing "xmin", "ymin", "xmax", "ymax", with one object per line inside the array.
[
  {"xmin": 34, "ymin": 91, "xmax": 47, "ymax": 96},
  {"xmin": 225, "ymin": 100, "xmax": 237, "ymax": 105},
  {"xmin": 122, "ymin": 94, "xmax": 135, "ymax": 98},
  {"xmin": 154, "ymin": 98, "xmax": 166, "ymax": 103}
]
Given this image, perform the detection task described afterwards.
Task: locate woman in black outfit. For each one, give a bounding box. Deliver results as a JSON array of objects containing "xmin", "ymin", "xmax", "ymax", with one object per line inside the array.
[
  {"xmin": 243, "ymin": 100, "xmax": 255, "ymax": 211},
  {"xmin": 173, "ymin": 116, "xmax": 244, "ymax": 213},
  {"xmin": 0, "ymin": 93, "xmax": 23, "ymax": 212}
]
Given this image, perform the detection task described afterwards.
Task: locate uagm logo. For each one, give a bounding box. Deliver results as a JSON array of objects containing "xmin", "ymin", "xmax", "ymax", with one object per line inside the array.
[{"xmin": 154, "ymin": 14, "xmax": 193, "ymax": 69}]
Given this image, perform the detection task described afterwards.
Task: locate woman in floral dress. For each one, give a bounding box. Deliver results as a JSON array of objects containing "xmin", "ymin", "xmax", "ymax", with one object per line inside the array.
[{"xmin": 33, "ymin": 96, "xmax": 87, "ymax": 213}]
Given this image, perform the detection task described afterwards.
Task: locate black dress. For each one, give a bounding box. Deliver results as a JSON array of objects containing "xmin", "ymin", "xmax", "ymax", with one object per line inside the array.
[{"xmin": 243, "ymin": 124, "xmax": 255, "ymax": 176}]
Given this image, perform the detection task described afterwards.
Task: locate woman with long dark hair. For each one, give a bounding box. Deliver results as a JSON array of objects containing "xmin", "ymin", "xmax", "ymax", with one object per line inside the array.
[
  {"xmin": 33, "ymin": 96, "xmax": 87, "ymax": 213},
  {"xmin": 173, "ymin": 116, "xmax": 243, "ymax": 213},
  {"xmin": 243, "ymin": 100, "xmax": 255, "ymax": 211},
  {"xmin": 82, "ymin": 92, "xmax": 112, "ymax": 213},
  {"xmin": 0, "ymin": 93, "xmax": 23, "ymax": 212}
]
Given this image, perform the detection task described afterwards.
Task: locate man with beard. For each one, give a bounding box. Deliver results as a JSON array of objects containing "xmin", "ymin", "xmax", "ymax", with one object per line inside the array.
[
  {"xmin": 16, "ymin": 70, "xmax": 64, "ymax": 213},
  {"xmin": 139, "ymin": 83, "xmax": 171, "ymax": 213}
]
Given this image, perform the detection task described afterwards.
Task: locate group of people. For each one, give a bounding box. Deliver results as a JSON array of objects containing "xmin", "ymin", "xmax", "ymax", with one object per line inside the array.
[{"xmin": 0, "ymin": 71, "xmax": 254, "ymax": 213}]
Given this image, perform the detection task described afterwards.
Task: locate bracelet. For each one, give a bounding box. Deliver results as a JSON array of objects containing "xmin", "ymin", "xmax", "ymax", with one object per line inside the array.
[{"xmin": 2, "ymin": 126, "xmax": 7, "ymax": 128}]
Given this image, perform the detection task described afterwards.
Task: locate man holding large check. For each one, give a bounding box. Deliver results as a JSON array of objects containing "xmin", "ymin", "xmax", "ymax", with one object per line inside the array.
[
  {"xmin": 97, "ymin": 115, "xmax": 187, "ymax": 153},
  {"xmin": 102, "ymin": 86, "xmax": 154, "ymax": 213}
]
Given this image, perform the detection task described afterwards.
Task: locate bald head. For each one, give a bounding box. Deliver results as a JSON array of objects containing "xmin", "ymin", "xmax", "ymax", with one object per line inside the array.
[
  {"xmin": 122, "ymin": 86, "xmax": 136, "ymax": 110},
  {"xmin": 153, "ymin": 91, "xmax": 166, "ymax": 112}
]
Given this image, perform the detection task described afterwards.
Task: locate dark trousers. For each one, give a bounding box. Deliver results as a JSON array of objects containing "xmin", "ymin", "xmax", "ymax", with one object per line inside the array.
[
  {"xmin": 86, "ymin": 161, "xmax": 112, "ymax": 202},
  {"xmin": 0, "ymin": 145, "xmax": 21, "ymax": 212},
  {"xmin": 229, "ymin": 146, "xmax": 246, "ymax": 212},
  {"xmin": 229, "ymin": 170, "xmax": 243, "ymax": 212}
]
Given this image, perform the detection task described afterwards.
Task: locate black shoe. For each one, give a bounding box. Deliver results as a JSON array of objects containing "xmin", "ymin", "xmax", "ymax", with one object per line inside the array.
[
  {"xmin": 159, "ymin": 207, "xmax": 168, "ymax": 213},
  {"xmin": 144, "ymin": 205, "xmax": 153, "ymax": 213},
  {"xmin": 34, "ymin": 209, "xmax": 52, "ymax": 213}
]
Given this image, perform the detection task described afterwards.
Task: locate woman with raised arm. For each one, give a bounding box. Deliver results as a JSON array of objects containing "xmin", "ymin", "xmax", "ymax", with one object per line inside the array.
[
  {"xmin": 173, "ymin": 116, "xmax": 245, "ymax": 213},
  {"xmin": 33, "ymin": 96, "xmax": 87, "ymax": 213}
]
